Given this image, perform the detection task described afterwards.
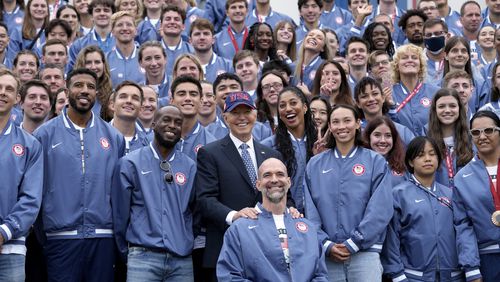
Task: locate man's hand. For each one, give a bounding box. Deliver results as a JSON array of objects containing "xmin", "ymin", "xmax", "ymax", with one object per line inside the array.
[
  {"xmin": 329, "ymin": 243, "xmax": 350, "ymax": 262},
  {"xmin": 232, "ymin": 207, "xmax": 259, "ymax": 222}
]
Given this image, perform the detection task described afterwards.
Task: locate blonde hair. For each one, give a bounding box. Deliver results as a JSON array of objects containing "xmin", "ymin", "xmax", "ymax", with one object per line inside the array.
[
  {"xmin": 114, "ymin": 0, "xmax": 143, "ymax": 22},
  {"xmin": 391, "ymin": 44, "xmax": 427, "ymax": 83},
  {"xmin": 294, "ymin": 29, "xmax": 331, "ymax": 81},
  {"xmin": 111, "ymin": 11, "xmax": 137, "ymax": 28},
  {"xmin": 172, "ymin": 54, "xmax": 204, "ymax": 81}
]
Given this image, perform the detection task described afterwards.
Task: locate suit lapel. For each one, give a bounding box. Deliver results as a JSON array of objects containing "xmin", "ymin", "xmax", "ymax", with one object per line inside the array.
[
  {"xmin": 221, "ymin": 135, "xmax": 254, "ymax": 189},
  {"xmin": 254, "ymin": 140, "xmax": 268, "ymax": 167}
]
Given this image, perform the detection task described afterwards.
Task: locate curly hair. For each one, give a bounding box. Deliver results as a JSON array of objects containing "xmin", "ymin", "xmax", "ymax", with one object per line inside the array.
[
  {"xmin": 391, "ymin": 44, "xmax": 427, "ymax": 83},
  {"xmin": 243, "ymin": 22, "xmax": 279, "ymax": 61},
  {"xmin": 363, "ymin": 22, "xmax": 395, "ymax": 58},
  {"xmin": 274, "ymin": 86, "xmax": 317, "ymax": 178}
]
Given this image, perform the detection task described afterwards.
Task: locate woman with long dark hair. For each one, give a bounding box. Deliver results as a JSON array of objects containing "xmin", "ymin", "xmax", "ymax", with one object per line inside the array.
[
  {"xmin": 364, "ymin": 116, "xmax": 407, "ymax": 186},
  {"xmin": 274, "ymin": 20, "xmax": 297, "ymax": 63},
  {"xmin": 305, "ymin": 104, "xmax": 392, "ymax": 281},
  {"xmin": 262, "ymin": 86, "xmax": 316, "ymax": 213},
  {"xmin": 310, "ymin": 96, "xmax": 331, "ymax": 137},
  {"xmin": 454, "ymin": 111, "xmax": 500, "ymax": 281},
  {"xmin": 311, "ymin": 60, "xmax": 354, "ymax": 107},
  {"xmin": 383, "ymin": 136, "xmax": 462, "ymax": 282},
  {"xmin": 255, "ymin": 70, "xmax": 287, "ymax": 132},
  {"xmin": 425, "ymin": 88, "xmax": 473, "ymax": 187}
]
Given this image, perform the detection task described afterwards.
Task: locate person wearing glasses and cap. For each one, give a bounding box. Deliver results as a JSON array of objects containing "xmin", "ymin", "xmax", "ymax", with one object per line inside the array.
[
  {"xmin": 195, "ymin": 91, "xmax": 284, "ymax": 282},
  {"xmin": 112, "ymin": 104, "xmax": 197, "ymax": 281},
  {"xmin": 453, "ymin": 110, "xmax": 500, "ymax": 282}
]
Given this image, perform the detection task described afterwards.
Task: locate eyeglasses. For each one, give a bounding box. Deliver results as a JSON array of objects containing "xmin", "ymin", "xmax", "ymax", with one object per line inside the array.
[
  {"xmin": 261, "ymin": 82, "xmax": 283, "ymax": 92},
  {"xmin": 470, "ymin": 127, "xmax": 500, "ymax": 138},
  {"xmin": 372, "ymin": 60, "xmax": 390, "ymax": 68},
  {"xmin": 160, "ymin": 160, "xmax": 173, "ymax": 183}
]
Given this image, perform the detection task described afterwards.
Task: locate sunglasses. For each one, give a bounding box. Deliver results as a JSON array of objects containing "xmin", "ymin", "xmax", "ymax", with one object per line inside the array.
[
  {"xmin": 160, "ymin": 160, "xmax": 173, "ymax": 183},
  {"xmin": 470, "ymin": 127, "xmax": 500, "ymax": 138}
]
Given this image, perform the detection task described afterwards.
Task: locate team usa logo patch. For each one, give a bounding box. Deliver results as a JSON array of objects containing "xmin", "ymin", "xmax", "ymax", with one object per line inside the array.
[
  {"xmin": 12, "ymin": 144, "xmax": 24, "ymax": 156},
  {"xmin": 420, "ymin": 97, "xmax": 431, "ymax": 107},
  {"xmin": 336, "ymin": 17, "xmax": 343, "ymax": 24},
  {"xmin": 194, "ymin": 144, "xmax": 203, "ymax": 153},
  {"xmin": 100, "ymin": 137, "xmax": 110, "ymax": 150},
  {"xmin": 295, "ymin": 222, "xmax": 308, "ymax": 233},
  {"xmin": 175, "ymin": 172, "xmax": 187, "ymax": 185},
  {"xmin": 352, "ymin": 164, "xmax": 365, "ymax": 176},
  {"xmin": 15, "ymin": 17, "xmax": 23, "ymax": 24},
  {"xmin": 189, "ymin": 15, "xmax": 198, "ymax": 23}
]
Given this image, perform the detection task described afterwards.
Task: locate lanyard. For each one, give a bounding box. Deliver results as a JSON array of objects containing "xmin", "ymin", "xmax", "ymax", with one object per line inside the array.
[
  {"xmin": 227, "ymin": 26, "xmax": 248, "ymax": 53},
  {"xmin": 445, "ymin": 148, "xmax": 455, "ymax": 186},
  {"xmin": 488, "ymin": 160, "xmax": 500, "ymax": 211},
  {"xmin": 396, "ymin": 82, "xmax": 423, "ymax": 113},
  {"xmin": 51, "ymin": 0, "xmax": 60, "ymax": 20},
  {"xmin": 434, "ymin": 60, "xmax": 444, "ymax": 80},
  {"xmin": 409, "ymin": 177, "xmax": 453, "ymax": 210}
]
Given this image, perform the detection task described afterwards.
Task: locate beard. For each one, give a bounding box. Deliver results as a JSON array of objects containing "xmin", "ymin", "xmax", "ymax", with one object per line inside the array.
[
  {"xmin": 154, "ymin": 130, "xmax": 181, "ymax": 149},
  {"xmin": 68, "ymin": 95, "xmax": 94, "ymax": 114}
]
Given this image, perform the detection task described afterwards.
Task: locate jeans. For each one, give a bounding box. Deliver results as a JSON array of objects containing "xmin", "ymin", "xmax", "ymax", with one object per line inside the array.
[
  {"xmin": 325, "ymin": 251, "xmax": 383, "ymax": 282},
  {"xmin": 127, "ymin": 247, "xmax": 193, "ymax": 282},
  {"xmin": 0, "ymin": 254, "xmax": 25, "ymax": 282}
]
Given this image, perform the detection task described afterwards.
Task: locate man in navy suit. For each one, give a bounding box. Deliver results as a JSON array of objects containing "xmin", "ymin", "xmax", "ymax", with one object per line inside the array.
[{"xmin": 195, "ymin": 91, "xmax": 283, "ymax": 281}]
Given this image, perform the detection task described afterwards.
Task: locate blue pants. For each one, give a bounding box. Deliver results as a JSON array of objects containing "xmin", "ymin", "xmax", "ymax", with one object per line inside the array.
[
  {"xmin": 0, "ymin": 254, "xmax": 25, "ymax": 282},
  {"xmin": 480, "ymin": 253, "xmax": 500, "ymax": 282},
  {"xmin": 325, "ymin": 251, "xmax": 383, "ymax": 282},
  {"xmin": 44, "ymin": 238, "xmax": 115, "ymax": 282},
  {"xmin": 127, "ymin": 246, "xmax": 193, "ymax": 282}
]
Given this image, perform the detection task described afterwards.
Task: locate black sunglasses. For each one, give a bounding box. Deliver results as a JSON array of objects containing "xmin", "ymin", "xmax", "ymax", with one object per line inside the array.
[{"xmin": 160, "ymin": 160, "xmax": 173, "ymax": 183}]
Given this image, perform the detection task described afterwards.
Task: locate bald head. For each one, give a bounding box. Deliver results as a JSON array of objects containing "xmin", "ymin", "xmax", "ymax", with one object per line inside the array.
[{"xmin": 257, "ymin": 158, "xmax": 290, "ymax": 205}]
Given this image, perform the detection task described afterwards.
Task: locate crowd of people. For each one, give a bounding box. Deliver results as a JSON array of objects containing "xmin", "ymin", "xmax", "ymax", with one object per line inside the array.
[{"xmin": 2, "ymin": 0, "xmax": 500, "ymax": 281}]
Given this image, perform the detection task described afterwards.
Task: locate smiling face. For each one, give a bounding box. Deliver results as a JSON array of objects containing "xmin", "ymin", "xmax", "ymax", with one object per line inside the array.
[
  {"xmin": 278, "ymin": 90, "xmax": 307, "ymax": 131},
  {"xmin": 347, "ymin": 42, "xmax": 368, "ymax": 68},
  {"xmin": 300, "ymin": 0, "xmax": 321, "ymax": 26},
  {"xmin": 446, "ymin": 42, "xmax": 469, "ymax": 70},
  {"xmin": 227, "ymin": 1, "xmax": 247, "ymax": 24},
  {"xmin": 303, "ymin": 29, "xmax": 325, "ymax": 53},
  {"xmin": 144, "ymin": 0, "xmax": 164, "ymax": 11},
  {"xmin": 161, "ymin": 10, "xmax": 184, "ymax": 37},
  {"xmin": 369, "ymin": 123, "xmax": 393, "ymax": 156},
  {"xmin": 139, "ymin": 86, "xmax": 157, "ymax": 123},
  {"xmin": 320, "ymin": 63, "xmax": 342, "ymax": 92},
  {"xmin": 92, "ymin": 4, "xmax": 113, "ymax": 28},
  {"xmin": 446, "ymin": 77, "xmax": 472, "ymax": 107},
  {"xmin": 30, "ymin": 0, "xmax": 48, "ymax": 21},
  {"xmin": 59, "ymin": 7, "xmax": 79, "ymax": 32},
  {"xmin": 175, "ymin": 58, "xmax": 201, "ymax": 80},
  {"xmin": 435, "ymin": 95, "xmax": 459, "ymax": 126},
  {"xmin": 224, "ymin": 104, "xmax": 257, "ymax": 141},
  {"xmin": 370, "ymin": 53, "xmax": 391, "ymax": 79},
  {"xmin": 310, "ymin": 99, "xmax": 328, "ymax": 130},
  {"xmin": 257, "ymin": 158, "xmax": 291, "ymax": 204},
  {"xmin": 13, "ymin": 54, "xmax": 38, "ymax": 83},
  {"xmin": 356, "ymin": 84, "xmax": 384, "ymax": 117},
  {"xmin": 0, "ymin": 26, "xmax": 8, "ymax": 54},
  {"xmin": 84, "ymin": 51, "xmax": 105, "ymax": 79},
  {"xmin": 74, "ymin": 0, "xmax": 90, "ymax": 15},
  {"xmin": 139, "ymin": 46, "xmax": 166, "ymax": 79},
  {"xmin": 199, "ymin": 82, "xmax": 216, "ymax": 117},
  {"xmin": 40, "ymin": 67, "xmax": 65, "ymax": 94},
  {"xmin": 55, "ymin": 90, "xmax": 68, "ymax": 114},
  {"xmin": 398, "ymin": 50, "xmax": 420, "ymax": 76},
  {"xmin": 261, "ymin": 73, "xmax": 283, "ymax": 107},
  {"xmin": 235, "ymin": 56, "xmax": 258, "ymax": 85},
  {"xmin": 325, "ymin": 32, "xmax": 339, "ymax": 56},
  {"xmin": 67, "ymin": 73, "xmax": 97, "ymax": 114},
  {"xmin": 112, "ymin": 15, "xmax": 137, "ymax": 44},
  {"xmin": 215, "ymin": 79, "xmax": 242, "ymax": 109},
  {"xmin": 256, "ymin": 24, "xmax": 273, "ymax": 51},
  {"xmin": 471, "ymin": 116, "xmax": 500, "ymax": 158},
  {"xmin": 276, "ymin": 22, "xmax": 293, "ymax": 44},
  {"xmin": 170, "ymin": 82, "xmax": 201, "ymax": 118},
  {"xmin": 329, "ymin": 107, "xmax": 360, "ymax": 146},
  {"xmin": 112, "ymin": 85, "xmax": 142, "ymax": 121},
  {"xmin": 0, "ymin": 74, "xmax": 18, "ymax": 117},
  {"xmin": 372, "ymin": 25, "xmax": 389, "ymax": 51},
  {"xmin": 478, "ymin": 26, "xmax": 495, "ymax": 49},
  {"xmin": 153, "ymin": 106, "xmax": 183, "ymax": 148}
]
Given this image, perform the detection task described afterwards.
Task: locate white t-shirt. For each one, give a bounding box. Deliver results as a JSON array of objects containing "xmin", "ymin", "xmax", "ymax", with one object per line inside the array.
[
  {"xmin": 273, "ymin": 214, "xmax": 290, "ymax": 268},
  {"xmin": 487, "ymin": 165, "xmax": 498, "ymax": 191}
]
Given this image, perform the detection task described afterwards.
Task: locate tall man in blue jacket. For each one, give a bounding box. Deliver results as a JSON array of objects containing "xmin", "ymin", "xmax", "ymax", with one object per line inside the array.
[
  {"xmin": 195, "ymin": 91, "xmax": 283, "ymax": 281},
  {"xmin": 112, "ymin": 105, "xmax": 197, "ymax": 281},
  {"xmin": 217, "ymin": 158, "xmax": 328, "ymax": 281},
  {"xmin": 34, "ymin": 68, "xmax": 125, "ymax": 282},
  {"xmin": 0, "ymin": 68, "xmax": 43, "ymax": 282}
]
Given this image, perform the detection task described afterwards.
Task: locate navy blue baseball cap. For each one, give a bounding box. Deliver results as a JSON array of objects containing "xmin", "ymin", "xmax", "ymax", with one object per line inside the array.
[{"xmin": 223, "ymin": 91, "xmax": 256, "ymax": 113}]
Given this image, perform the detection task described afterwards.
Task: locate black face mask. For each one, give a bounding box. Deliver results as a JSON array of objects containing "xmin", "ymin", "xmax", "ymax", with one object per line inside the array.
[{"xmin": 424, "ymin": 36, "xmax": 445, "ymax": 54}]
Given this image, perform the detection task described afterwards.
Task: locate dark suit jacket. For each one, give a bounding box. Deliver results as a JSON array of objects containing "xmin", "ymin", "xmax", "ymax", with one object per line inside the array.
[{"xmin": 195, "ymin": 134, "xmax": 282, "ymax": 268}]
